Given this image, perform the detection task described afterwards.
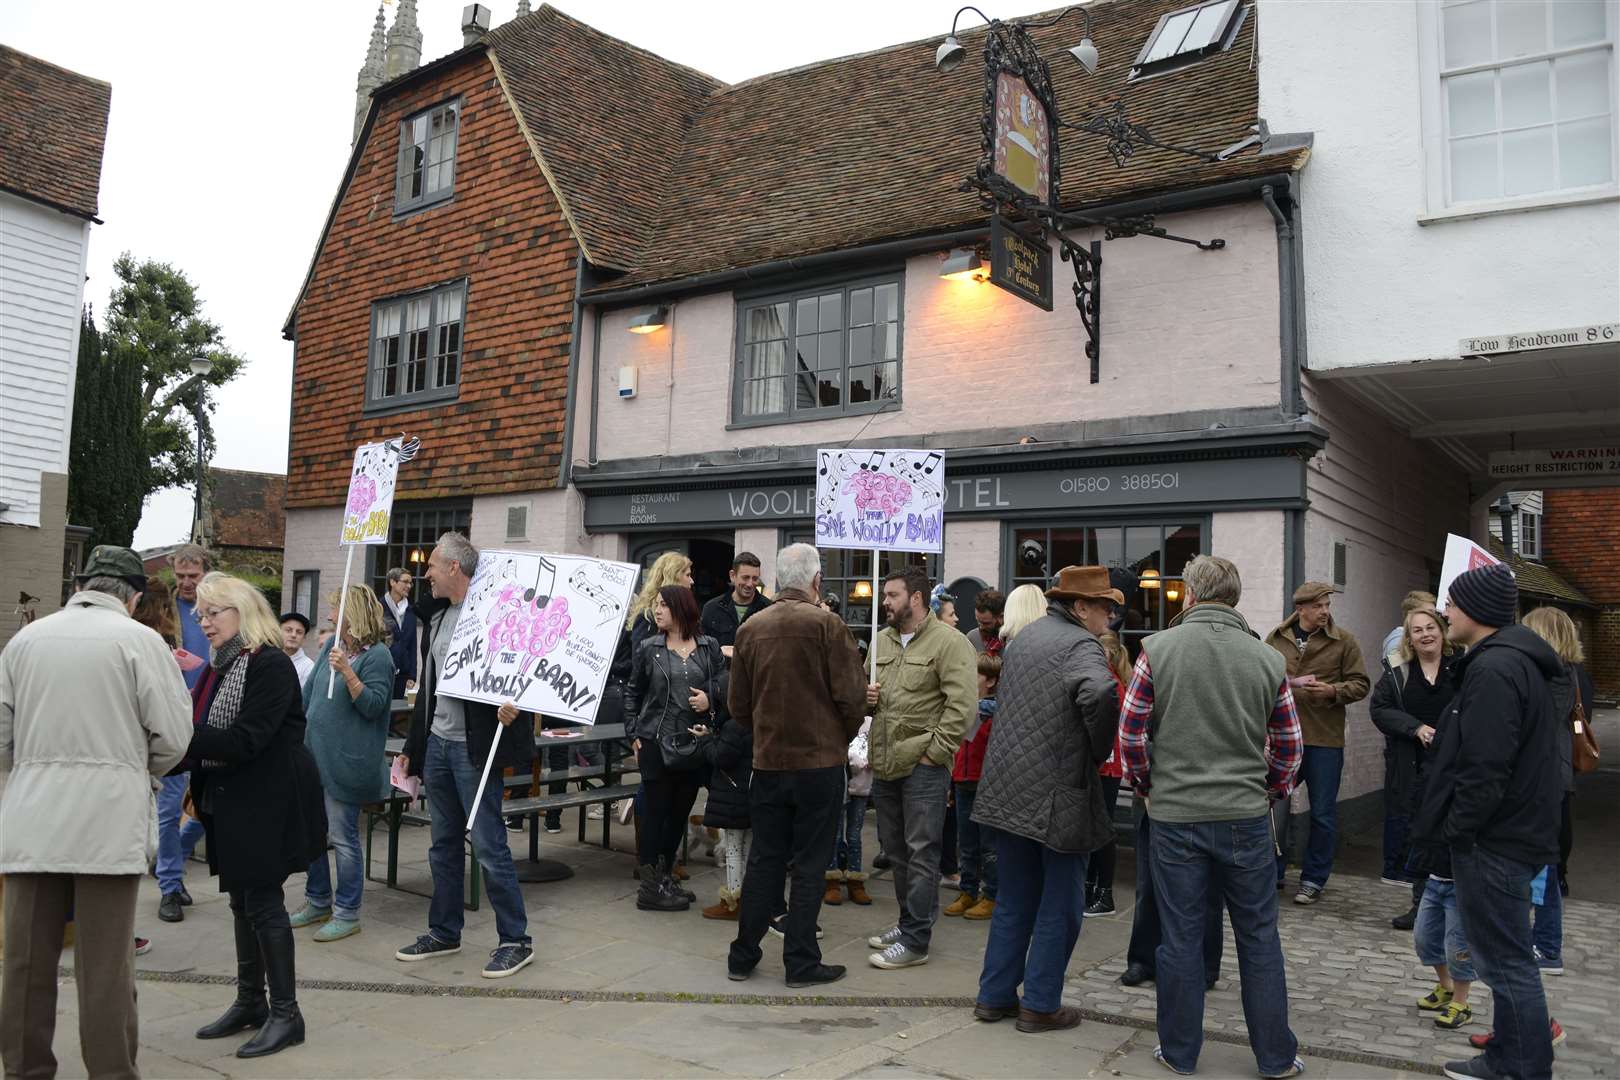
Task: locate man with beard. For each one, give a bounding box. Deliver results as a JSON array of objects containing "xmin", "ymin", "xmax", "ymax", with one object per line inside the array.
[{"xmin": 862, "ymin": 567, "xmax": 976, "ymax": 970}]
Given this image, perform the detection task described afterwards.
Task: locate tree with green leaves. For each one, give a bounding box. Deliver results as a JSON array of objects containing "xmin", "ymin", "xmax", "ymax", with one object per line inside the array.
[
  {"xmin": 102, "ymin": 253, "xmax": 245, "ymax": 502},
  {"xmin": 66, "ymin": 306, "xmax": 145, "ymax": 545}
]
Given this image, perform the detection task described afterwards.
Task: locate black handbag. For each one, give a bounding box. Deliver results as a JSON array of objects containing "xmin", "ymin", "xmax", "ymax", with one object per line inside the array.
[{"xmin": 656, "ymin": 645, "xmax": 714, "ymax": 771}]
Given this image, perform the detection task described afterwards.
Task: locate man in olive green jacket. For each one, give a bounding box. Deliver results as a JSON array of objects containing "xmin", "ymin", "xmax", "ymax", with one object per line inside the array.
[
  {"xmin": 1265, "ymin": 581, "xmax": 1370, "ymax": 904},
  {"xmin": 862, "ymin": 567, "xmax": 977, "ymax": 970}
]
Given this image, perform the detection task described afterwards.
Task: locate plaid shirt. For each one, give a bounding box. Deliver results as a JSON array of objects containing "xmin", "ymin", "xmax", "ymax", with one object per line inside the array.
[{"xmin": 1119, "ymin": 651, "xmax": 1303, "ymax": 801}]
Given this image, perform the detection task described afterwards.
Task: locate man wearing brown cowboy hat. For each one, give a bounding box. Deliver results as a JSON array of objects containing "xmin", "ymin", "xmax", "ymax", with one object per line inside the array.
[
  {"xmin": 1265, "ymin": 581, "xmax": 1370, "ymax": 905},
  {"xmin": 970, "ymin": 565, "xmax": 1121, "ymax": 1033}
]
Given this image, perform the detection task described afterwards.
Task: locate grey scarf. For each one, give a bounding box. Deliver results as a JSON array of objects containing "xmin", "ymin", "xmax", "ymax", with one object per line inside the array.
[{"xmin": 202, "ymin": 635, "xmax": 251, "ymax": 769}]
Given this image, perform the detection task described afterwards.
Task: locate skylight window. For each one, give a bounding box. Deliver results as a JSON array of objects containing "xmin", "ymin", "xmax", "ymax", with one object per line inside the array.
[{"xmin": 1133, "ymin": 0, "xmax": 1245, "ymax": 78}]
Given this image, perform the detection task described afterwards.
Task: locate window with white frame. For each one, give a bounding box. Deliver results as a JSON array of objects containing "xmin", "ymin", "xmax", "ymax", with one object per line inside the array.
[
  {"xmin": 1437, "ymin": 0, "xmax": 1615, "ymax": 206},
  {"xmin": 1518, "ymin": 508, "xmax": 1541, "ymax": 558},
  {"xmin": 366, "ymin": 281, "xmax": 466, "ymax": 411}
]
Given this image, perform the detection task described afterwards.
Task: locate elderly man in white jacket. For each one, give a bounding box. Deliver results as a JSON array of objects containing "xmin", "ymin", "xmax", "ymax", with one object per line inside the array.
[{"xmin": 0, "ymin": 544, "xmax": 194, "ymax": 1079}]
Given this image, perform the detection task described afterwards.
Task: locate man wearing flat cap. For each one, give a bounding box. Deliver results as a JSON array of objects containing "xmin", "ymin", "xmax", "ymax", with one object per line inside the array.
[
  {"xmin": 1265, "ymin": 581, "xmax": 1370, "ymax": 905},
  {"xmin": 0, "ymin": 545, "xmax": 195, "ymax": 1078},
  {"xmin": 971, "ymin": 565, "xmax": 1121, "ymax": 1033}
]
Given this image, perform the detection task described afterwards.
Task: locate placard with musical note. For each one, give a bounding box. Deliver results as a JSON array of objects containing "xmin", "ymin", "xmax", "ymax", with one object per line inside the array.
[
  {"xmin": 435, "ymin": 550, "xmax": 639, "ymax": 724},
  {"xmin": 340, "ymin": 437, "xmax": 420, "ymax": 545},
  {"xmin": 814, "ymin": 448, "xmax": 945, "ymax": 554}
]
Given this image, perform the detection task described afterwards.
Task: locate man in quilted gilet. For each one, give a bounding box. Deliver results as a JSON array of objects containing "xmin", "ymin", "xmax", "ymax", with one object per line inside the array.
[{"xmin": 1119, "ymin": 555, "xmax": 1304, "ymax": 1078}]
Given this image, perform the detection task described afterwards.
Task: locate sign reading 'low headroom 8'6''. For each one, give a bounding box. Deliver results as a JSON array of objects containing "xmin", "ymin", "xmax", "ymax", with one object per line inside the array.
[{"xmin": 814, "ymin": 448, "xmax": 946, "ymax": 554}]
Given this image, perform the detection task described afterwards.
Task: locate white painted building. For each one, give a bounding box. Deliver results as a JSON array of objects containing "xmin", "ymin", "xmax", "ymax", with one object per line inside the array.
[{"xmin": 0, "ymin": 47, "xmax": 111, "ymax": 646}]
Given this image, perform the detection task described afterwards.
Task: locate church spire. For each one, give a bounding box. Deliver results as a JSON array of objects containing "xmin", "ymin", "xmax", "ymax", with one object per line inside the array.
[
  {"xmin": 353, "ymin": 2, "xmax": 388, "ymax": 144},
  {"xmin": 385, "ymin": 0, "xmax": 423, "ymax": 80}
]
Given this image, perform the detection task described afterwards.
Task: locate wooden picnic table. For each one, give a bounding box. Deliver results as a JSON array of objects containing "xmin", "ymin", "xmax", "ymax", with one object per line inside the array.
[{"xmin": 372, "ymin": 723, "xmax": 636, "ymax": 901}]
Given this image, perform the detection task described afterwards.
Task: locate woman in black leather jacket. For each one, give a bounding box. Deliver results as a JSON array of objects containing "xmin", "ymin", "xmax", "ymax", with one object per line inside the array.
[{"xmin": 624, "ymin": 584, "xmax": 727, "ymax": 912}]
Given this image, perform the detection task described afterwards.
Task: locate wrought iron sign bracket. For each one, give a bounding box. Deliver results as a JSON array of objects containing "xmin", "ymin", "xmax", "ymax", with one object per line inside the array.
[{"xmin": 1056, "ymin": 233, "xmax": 1101, "ymax": 384}]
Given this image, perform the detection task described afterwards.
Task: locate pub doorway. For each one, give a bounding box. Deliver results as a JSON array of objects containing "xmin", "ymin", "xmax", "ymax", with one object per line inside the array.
[{"xmin": 629, "ymin": 534, "xmax": 734, "ymax": 608}]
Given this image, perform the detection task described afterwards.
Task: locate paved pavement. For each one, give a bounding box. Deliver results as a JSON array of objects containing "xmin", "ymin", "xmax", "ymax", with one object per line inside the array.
[{"xmin": 21, "ymin": 708, "xmax": 1618, "ymax": 1078}]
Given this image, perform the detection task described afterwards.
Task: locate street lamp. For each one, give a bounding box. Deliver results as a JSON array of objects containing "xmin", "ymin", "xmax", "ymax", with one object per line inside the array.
[{"xmin": 189, "ymin": 354, "xmax": 213, "ymax": 542}]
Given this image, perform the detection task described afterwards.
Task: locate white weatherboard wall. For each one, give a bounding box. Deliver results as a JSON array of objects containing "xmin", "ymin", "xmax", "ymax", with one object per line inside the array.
[
  {"xmin": 1258, "ymin": 0, "xmax": 1620, "ymax": 369},
  {"xmin": 0, "ymin": 192, "xmax": 91, "ymax": 526}
]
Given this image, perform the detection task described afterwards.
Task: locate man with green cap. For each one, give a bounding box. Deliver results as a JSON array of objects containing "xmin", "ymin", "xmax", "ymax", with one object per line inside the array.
[{"xmin": 0, "ymin": 545, "xmax": 195, "ymax": 1078}]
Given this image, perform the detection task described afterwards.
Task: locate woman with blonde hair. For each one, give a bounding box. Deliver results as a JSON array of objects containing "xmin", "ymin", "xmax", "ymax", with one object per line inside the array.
[
  {"xmin": 627, "ymin": 552, "xmax": 695, "ymax": 647},
  {"xmin": 184, "ymin": 573, "xmax": 326, "ymax": 1059},
  {"xmin": 1522, "ymin": 605, "xmax": 1593, "ymax": 972},
  {"xmin": 998, "ymin": 584, "xmax": 1047, "ymax": 644},
  {"xmin": 289, "ymin": 586, "xmax": 395, "ymax": 943}
]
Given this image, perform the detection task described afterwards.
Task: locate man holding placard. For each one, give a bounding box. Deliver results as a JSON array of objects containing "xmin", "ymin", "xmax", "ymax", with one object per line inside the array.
[
  {"xmin": 864, "ymin": 566, "xmax": 977, "ymax": 970},
  {"xmin": 395, "ymin": 532, "xmax": 535, "ymax": 979}
]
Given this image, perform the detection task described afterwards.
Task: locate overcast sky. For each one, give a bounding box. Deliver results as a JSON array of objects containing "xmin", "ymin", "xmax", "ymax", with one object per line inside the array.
[{"xmin": 0, "ymin": 0, "xmax": 958, "ymax": 549}]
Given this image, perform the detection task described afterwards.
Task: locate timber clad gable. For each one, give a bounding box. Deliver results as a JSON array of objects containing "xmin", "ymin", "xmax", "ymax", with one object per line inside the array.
[{"xmin": 287, "ymin": 50, "xmax": 575, "ymax": 509}]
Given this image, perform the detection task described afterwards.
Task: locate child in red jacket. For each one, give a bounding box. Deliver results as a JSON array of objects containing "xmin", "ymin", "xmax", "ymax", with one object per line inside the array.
[{"xmin": 945, "ymin": 653, "xmax": 1001, "ymax": 920}]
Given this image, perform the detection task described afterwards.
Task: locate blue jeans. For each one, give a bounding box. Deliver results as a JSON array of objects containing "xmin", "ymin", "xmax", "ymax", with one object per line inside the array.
[
  {"xmin": 955, "ymin": 783, "xmax": 997, "ymax": 900},
  {"xmin": 1413, "ymin": 878, "xmax": 1476, "ymax": 981},
  {"xmin": 1452, "ymin": 845, "xmax": 1552, "ymax": 1080},
  {"xmin": 1278, "ymin": 746, "xmax": 1342, "ymax": 889},
  {"xmin": 305, "ymin": 793, "xmax": 364, "ymax": 921},
  {"xmin": 976, "ymin": 831, "xmax": 1085, "ymax": 1013},
  {"xmin": 827, "ymin": 794, "xmax": 868, "ymax": 874},
  {"xmin": 155, "ymin": 772, "xmax": 204, "ymax": 895},
  {"xmin": 1532, "ymin": 865, "xmax": 1561, "ymax": 963},
  {"xmin": 423, "ymin": 733, "xmax": 530, "ymax": 947},
  {"xmin": 1127, "ymin": 807, "xmax": 1224, "ymax": 981},
  {"xmin": 1152, "ymin": 816, "xmax": 1297, "ymax": 1076}
]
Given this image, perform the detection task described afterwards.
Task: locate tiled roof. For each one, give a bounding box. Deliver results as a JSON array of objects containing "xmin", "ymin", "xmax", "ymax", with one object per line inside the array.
[
  {"xmin": 0, "ymin": 46, "xmax": 110, "ymax": 219},
  {"xmin": 486, "ymin": 7, "xmax": 723, "ymax": 271},
  {"xmin": 580, "ymin": 0, "xmax": 1305, "ymax": 290},
  {"xmin": 208, "ymin": 469, "xmax": 287, "ymax": 550},
  {"xmin": 1485, "ymin": 537, "xmax": 1596, "ymax": 608}
]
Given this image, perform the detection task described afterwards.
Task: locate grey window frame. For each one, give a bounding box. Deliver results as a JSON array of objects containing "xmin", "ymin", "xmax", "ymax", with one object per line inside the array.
[
  {"xmin": 291, "ymin": 570, "xmax": 321, "ymax": 622},
  {"xmin": 394, "ymin": 98, "xmax": 462, "ymax": 216},
  {"xmin": 1000, "ymin": 517, "xmax": 1210, "ymax": 655},
  {"xmin": 780, "ymin": 527, "xmax": 941, "ymax": 652},
  {"xmin": 730, "ymin": 271, "xmax": 905, "ymax": 429},
  {"xmin": 1130, "ymin": 0, "xmax": 1246, "ymax": 80},
  {"xmin": 363, "ymin": 279, "xmax": 467, "ymax": 415}
]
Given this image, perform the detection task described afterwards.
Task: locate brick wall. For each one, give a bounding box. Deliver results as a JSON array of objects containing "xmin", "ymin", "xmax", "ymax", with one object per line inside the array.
[
  {"xmin": 287, "ymin": 51, "xmax": 576, "ymax": 511},
  {"xmin": 1543, "ymin": 487, "xmax": 1620, "ymax": 697}
]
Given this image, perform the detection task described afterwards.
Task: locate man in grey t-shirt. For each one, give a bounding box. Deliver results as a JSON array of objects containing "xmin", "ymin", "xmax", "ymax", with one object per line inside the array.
[{"xmin": 429, "ymin": 600, "xmax": 465, "ymax": 742}]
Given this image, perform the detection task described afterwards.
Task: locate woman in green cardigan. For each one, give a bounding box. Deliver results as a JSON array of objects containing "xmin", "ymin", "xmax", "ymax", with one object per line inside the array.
[{"xmin": 290, "ymin": 585, "xmax": 395, "ymax": 941}]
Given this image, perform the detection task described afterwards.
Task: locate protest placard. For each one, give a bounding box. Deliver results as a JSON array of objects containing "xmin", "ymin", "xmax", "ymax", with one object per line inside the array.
[
  {"xmin": 1437, "ymin": 532, "xmax": 1504, "ymax": 614},
  {"xmin": 435, "ymin": 549, "xmax": 639, "ymax": 725},
  {"xmin": 814, "ymin": 448, "xmax": 945, "ymax": 554},
  {"xmin": 329, "ymin": 436, "xmax": 419, "ymax": 696}
]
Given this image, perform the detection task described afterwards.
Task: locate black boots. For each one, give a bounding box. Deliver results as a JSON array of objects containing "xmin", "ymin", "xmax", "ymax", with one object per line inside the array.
[
  {"xmin": 636, "ymin": 857, "xmax": 690, "ymax": 911},
  {"xmin": 236, "ymin": 924, "xmax": 304, "ymax": 1058},
  {"xmin": 195, "ymin": 911, "xmax": 268, "ymax": 1039}
]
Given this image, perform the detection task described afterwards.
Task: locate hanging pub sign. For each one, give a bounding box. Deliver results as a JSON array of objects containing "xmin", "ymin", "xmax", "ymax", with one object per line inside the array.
[
  {"xmin": 971, "ymin": 25, "xmax": 1061, "ymax": 215},
  {"xmin": 990, "ymin": 213, "xmax": 1054, "ymax": 311}
]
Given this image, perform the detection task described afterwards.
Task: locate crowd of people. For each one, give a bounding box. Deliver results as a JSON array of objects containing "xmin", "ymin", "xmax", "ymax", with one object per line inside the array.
[{"xmin": 0, "ymin": 530, "xmax": 1591, "ymax": 1080}]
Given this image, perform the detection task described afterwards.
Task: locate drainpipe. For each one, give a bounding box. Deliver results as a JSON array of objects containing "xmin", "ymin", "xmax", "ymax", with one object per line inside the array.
[
  {"xmin": 1261, "ymin": 182, "xmax": 1306, "ymax": 419},
  {"xmin": 588, "ymin": 304, "xmax": 603, "ymax": 467},
  {"xmin": 558, "ymin": 253, "xmax": 585, "ymax": 487}
]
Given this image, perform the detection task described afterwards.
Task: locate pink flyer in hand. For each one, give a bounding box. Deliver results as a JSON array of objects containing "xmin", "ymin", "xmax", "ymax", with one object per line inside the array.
[
  {"xmin": 173, "ymin": 648, "xmax": 205, "ymax": 672},
  {"xmin": 390, "ymin": 755, "xmax": 421, "ymax": 799}
]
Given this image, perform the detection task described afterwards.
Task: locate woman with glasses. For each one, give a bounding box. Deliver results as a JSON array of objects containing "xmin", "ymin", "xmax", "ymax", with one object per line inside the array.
[{"xmin": 184, "ymin": 573, "xmax": 327, "ymax": 1059}]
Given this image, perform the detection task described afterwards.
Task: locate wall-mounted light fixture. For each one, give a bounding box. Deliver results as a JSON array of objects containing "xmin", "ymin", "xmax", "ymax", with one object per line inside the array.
[
  {"xmin": 940, "ymin": 247, "xmax": 986, "ymax": 281},
  {"xmin": 1140, "ymin": 568, "xmax": 1161, "ymax": 589},
  {"xmin": 1165, "ymin": 584, "xmax": 1181, "ymax": 603},
  {"xmin": 627, "ymin": 304, "xmax": 669, "ymax": 334},
  {"xmin": 851, "ymin": 580, "xmax": 874, "ymax": 600},
  {"xmin": 408, "ymin": 548, "xmax": 425, "ymax": 564}
]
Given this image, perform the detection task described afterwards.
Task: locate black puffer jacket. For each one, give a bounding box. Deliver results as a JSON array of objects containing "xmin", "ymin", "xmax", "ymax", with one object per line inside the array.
[
  {"xmin": 1410, "ymin": 625, "xmax": 1563, "ymax": 871},
  {"xmin": 703, "ymin": 715, "xmax": 753, "ymax": 830}
]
